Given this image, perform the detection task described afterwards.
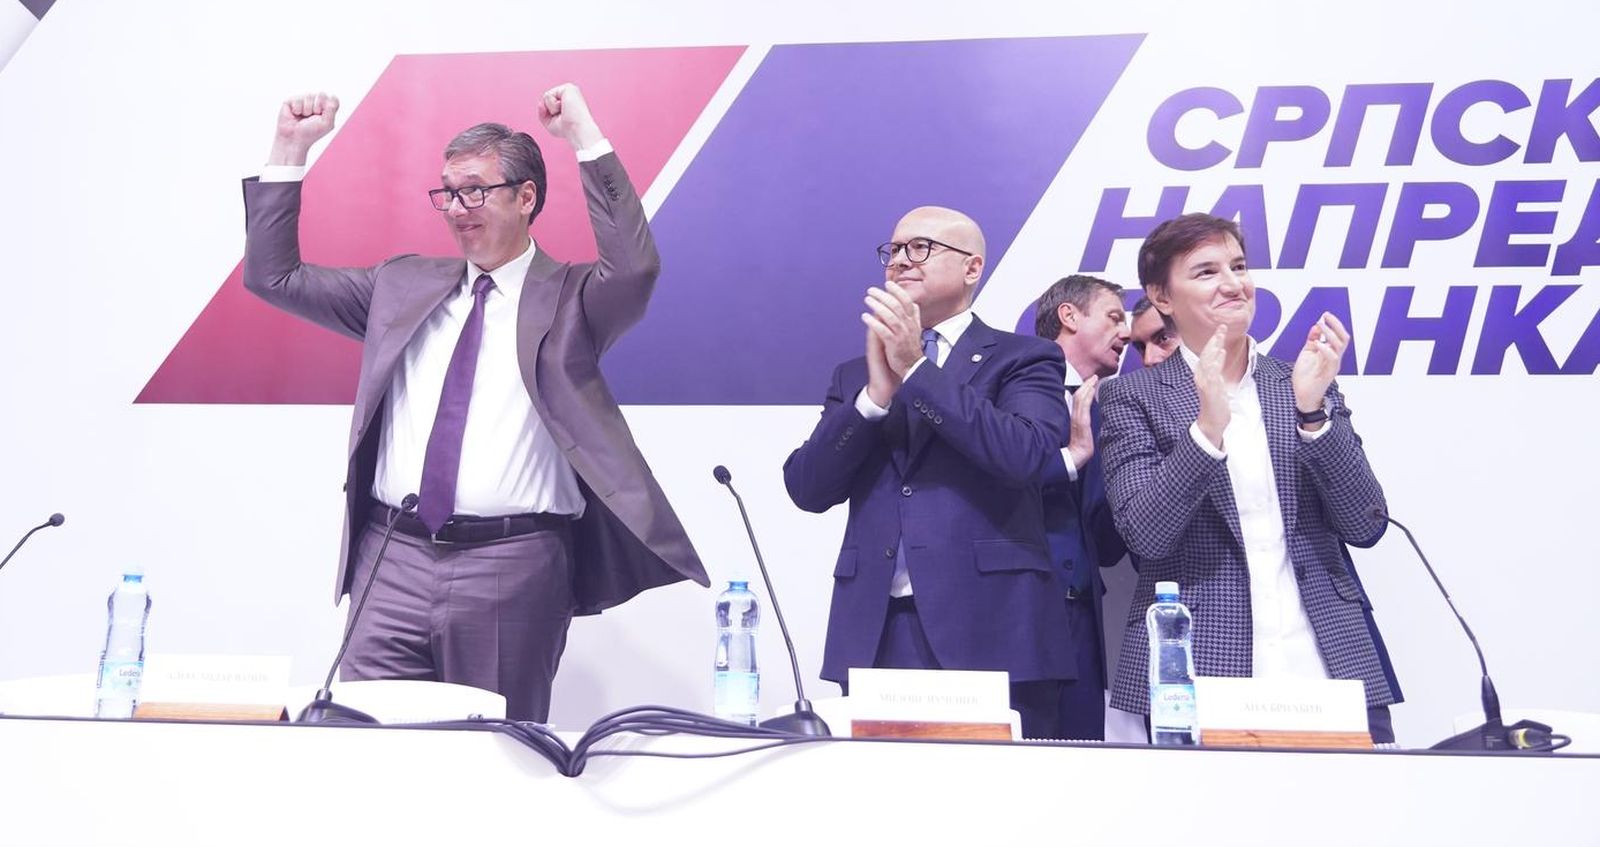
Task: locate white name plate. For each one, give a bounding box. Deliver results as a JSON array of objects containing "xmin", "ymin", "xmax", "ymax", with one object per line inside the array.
[
  {"xmin": 847, "ymin": 667, "xmax": 1011, "ymax": 723},
  {"xmin": 140, "ymin": 654, "xmax": 292, "ymax": 706},
  {"xmin": 1195, "ymin": 676, "xmax": 1367, "ymax": 733}
]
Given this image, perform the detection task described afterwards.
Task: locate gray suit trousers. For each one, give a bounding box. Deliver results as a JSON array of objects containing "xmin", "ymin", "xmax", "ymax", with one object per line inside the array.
[{"xmin": 339, "ymin": 521, "xmax": 576, "ymax": 722}]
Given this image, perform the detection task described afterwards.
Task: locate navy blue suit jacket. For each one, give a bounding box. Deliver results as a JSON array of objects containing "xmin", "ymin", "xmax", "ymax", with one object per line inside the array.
[
  {"xmin": 784, "ymin": 316, "xmax": 1072, "ymax": 684},
  {"xmin": 1040, "ymin": 399, "xmax": 1127, "ymax": 684}
]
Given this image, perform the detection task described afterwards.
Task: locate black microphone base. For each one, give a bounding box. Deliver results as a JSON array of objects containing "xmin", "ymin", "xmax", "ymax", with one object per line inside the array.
[
  {"xmin": 1431, "ymin": 719, "xmax": 1556, "ymax": 753},
  {"xmin": 759, "ymin": 701, "xmax": 831, "ymax": 736},
  {"xmin": 296, "ymin": 690, "xmax": 379, "ymax": 725},
  {"xmin": 1431, "ymin": 721, "xmax": 1509, "ymax": 751}
]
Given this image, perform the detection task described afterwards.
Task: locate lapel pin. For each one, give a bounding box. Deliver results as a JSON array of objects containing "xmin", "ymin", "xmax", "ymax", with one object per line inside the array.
[{"xmin": 970, "ymin": 353, "xmax": 983, "ymax": 363}]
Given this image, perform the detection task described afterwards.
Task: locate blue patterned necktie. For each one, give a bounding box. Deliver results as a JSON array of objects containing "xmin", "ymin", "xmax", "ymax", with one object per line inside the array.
[
  {"xmin": 416, "ymin": 273, "xmax": 495, "ymax": 533},
  {"xmin": 921, "ymin": 328, "xmax": 941, "ymax": 367}
]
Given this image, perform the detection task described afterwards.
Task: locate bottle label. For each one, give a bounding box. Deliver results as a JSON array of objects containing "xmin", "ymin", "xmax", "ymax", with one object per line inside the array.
[
  {"xmin": 713, "ymin": 671, "xmax": 760, "ymax": 721},
  {"xmin": 1150, "ymin": 683, "xmax": 1197, "ymax": 734},
  {"xmin": 98, "ymin": 661, "xmax": 143, "ymax": 696}
]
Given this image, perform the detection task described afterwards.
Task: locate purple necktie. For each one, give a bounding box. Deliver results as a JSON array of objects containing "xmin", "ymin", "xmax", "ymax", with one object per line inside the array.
[{"xmin": 417, "ymin": 273, "xmax": 495, "ymax": 534}]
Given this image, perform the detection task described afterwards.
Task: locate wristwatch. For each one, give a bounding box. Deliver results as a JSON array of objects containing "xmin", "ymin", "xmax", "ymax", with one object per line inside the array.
[{"xmin": 1295, "ymin": 400, "xmax": 1330, "ymax": 426}]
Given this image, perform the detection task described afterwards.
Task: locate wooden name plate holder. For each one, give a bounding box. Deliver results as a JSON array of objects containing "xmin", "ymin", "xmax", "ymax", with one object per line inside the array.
[
  {"xmin": 134, "ymin": 702, "xmax": 288, "ymax": 722},
  {"xmin": 851, "ymin": 719, "xmax": 1014, "ymax": 741},
  {"xmin": 1201, "ymin": 728, "xmax": 1372, "ymax": 749},
  {"xmin": 844, "ymin": 668, "xmax": 1019, "ymax": 741},
  {"xmin": 1194, "ymin": 677, "xmax": 1372, "ymax": 750},
  {"xmin": 135, "ymin": 654, "xmax": 293, "ymax": 722}
]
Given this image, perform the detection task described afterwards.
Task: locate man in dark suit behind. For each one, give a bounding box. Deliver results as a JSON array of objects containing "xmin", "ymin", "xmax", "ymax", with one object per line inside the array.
[
  {"xmin": 241, "ymin": 86, "xmax": 707, "ymax": 722},
  {"xmin": 1033, "ymin": 274, "xmax": 1131, "ymax": 740},
  {"xmin": 783, "ymin": 206, "xmax": 1071, "ymax": 738}
]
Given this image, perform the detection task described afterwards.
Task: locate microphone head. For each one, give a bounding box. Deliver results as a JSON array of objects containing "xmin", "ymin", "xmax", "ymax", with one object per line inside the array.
[
  {"xmin": 712, "ymin": 465, "xmax": 732, "ymax": 485},
  {"xmin": 400, "ymin": 494, "xmax": 420, "ymax": 512},
  {"xmin": 1369, "ymin": 506, "xmax": 1388, "ymax": 521},
  {"xmin": 47, "ymin": 513, "xmax": 64, "ymax": 527}
]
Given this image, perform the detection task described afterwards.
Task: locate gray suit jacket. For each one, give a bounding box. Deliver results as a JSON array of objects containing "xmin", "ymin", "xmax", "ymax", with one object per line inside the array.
[
  {"xmin": 1097, "ymin": 352, "xmax": 1395, "ymax": 713},
  {"xmin": 240, "ymin": 152, "xmax": 707, "ymax": 614}
]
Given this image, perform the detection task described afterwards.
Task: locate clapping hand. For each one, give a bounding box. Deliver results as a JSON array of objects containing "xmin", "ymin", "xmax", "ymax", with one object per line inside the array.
[
  {"xmin": 1194, "ymin": 325, "xmax": 1231, "ymax": 450},
  {"xmin": 1292, "ymin": 311, "xmax": 1350, "ymax": 420}
]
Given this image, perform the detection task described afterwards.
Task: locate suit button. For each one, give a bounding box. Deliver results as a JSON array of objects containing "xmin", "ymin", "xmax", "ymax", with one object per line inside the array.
[
  {"xmin": 901, "ymin": 485, "xmax": 913, "ymax": 497},
  {"xmin": 933, "ymin": 415, "xmax": 943, "ymax": 424},
  {"xmin": 883, "ymin": 547, "xmax": 895, "ymax": 558}
]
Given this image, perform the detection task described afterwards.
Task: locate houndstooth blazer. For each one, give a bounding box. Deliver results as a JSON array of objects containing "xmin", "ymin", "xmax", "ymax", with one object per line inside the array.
[{"xmin": 1098, "ymin": 350, "xmax": 1396, "ymax": 714}]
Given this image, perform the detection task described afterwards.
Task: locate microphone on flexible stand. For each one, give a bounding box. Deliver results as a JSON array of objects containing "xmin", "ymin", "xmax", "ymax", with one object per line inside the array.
[
  {"xmin": 0, "ymin": 513, "xmax": 65, "ymax": 574},
  {"xmin": 1372, "ymin": 507, "xmax": 1564, "ymax": 752},
  {"xmin": 297, "ymin": 494, "xmax": 418, "ymax": 725},
  {"xmin": 712, "ymin": 465, "xmax": 829, "ymax": 736}
]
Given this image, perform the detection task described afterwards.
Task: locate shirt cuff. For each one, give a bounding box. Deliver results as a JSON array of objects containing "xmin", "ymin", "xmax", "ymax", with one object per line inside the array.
[
  {"xmin": 903, "ymin": 356, "xmax": 929, "ymax": 381},
  {"xmin": 854, "ymin": 387, "xmax": 890, "ymax": 420},
  {"xmin": 575, "ymin": 138, "xmax": 614, "ymax": 162},
  {"xmin": 1298, "ymin": 417, "xmax": 1332, "ymax": 442},
  {"xmin": 1189, "ymin": 422, "xmax": 1227, "ymax": 459},
  {"xmin": 1060, "ymin": 448, "xmax": 1081, "ymax": 482},
  {"xmin": 259, "ymin": 165, "xmax": 307, "ymax": 183}
]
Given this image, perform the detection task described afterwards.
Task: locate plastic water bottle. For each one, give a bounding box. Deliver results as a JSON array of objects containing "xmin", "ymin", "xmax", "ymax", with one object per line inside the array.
[
  {"xmin": 95, "ymin": 567, "xmax": 152, "ymax": 718},
  {"xmin": 713, "ymin": 580, "xmax": 760, "ymax": 725},
  {"xmin": 1147, "ymin": 580, "xmax": 1198, "ymax": 745}
]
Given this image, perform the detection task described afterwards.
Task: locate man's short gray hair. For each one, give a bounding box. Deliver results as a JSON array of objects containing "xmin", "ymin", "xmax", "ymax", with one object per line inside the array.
[
  {"xmin": 444, "ymin": 123, "xmax": 548, "ymax": 225},
  {"xmin": 1034, "ymin": 275, "xmax": 1123, "ymax": 339}
]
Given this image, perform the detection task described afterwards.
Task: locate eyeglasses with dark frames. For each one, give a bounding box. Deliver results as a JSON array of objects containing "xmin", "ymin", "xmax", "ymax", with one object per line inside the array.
[
  {"xmin": 876, "ymin": 237, "xmax": 975, "ymax": 267},
  {"xmin": 427, "ymin": 181, "xmax": 526, "ymax": 211}
]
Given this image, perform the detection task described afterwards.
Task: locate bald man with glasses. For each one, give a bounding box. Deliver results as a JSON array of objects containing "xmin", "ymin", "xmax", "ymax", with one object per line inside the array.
[{"xmin": 784, "ymin": 206, "xmax": 1076, "ymax": 739}]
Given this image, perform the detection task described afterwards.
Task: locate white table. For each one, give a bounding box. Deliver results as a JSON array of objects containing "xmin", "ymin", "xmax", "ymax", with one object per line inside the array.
[{"xmin": 0, "ymin": 715, "xmax": 1593, "ymax": 846}]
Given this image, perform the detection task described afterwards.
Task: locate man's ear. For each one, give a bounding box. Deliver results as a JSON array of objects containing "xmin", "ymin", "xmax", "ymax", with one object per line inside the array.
[
  {"xmin": 1057, "ymin": 301, "xmax": 1080, "ymax": 333},
  {"xmin": 963, "ymin": 254, "xmax": 984, "ymax": 287},
  {"xmin": 520, "ymin": 183, "xmax": 539, "ymax": 220}
]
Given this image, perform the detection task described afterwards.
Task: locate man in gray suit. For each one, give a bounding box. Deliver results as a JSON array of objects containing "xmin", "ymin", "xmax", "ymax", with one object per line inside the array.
[{"xmin": 242, "ymin": 85, "xmax": 707, "ymax": 721}]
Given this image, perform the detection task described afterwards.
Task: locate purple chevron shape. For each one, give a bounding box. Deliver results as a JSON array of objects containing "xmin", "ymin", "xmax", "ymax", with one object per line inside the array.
[{"xmin": 602, "ymin": 34, "xmax": 1145, "ymax": 404}]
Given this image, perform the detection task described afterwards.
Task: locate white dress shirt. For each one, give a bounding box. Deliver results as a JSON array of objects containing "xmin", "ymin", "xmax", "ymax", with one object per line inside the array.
[
  {"xmin": 368, "ymin": 240, "xmax": 585, "ymax": 517},
  {"xmin": 1181, "ymin": 340, "xmax": 1330, "ymax": 680},
  {"xmin": 853, "ymin": 309, "xmax": 975, "ymax": 597},
  {"xmin": 1059, "ymin": 359, "xmax": 1086, "ymax": 483}
]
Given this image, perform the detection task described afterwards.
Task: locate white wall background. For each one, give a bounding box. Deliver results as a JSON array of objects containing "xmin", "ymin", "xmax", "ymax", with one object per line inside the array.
[
  {"xmin": 0, "ymin": 2, "xmax": 37, "ymax": 73},
  {"xmin": 0, "ymin": 0, "xmax": 1593, "ymax": 748}
]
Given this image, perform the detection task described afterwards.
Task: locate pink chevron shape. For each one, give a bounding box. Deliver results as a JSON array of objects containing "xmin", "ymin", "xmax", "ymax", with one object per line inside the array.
[{"xmin": 138, "ymin": 46, "xmax": 744, "ymax": 404}]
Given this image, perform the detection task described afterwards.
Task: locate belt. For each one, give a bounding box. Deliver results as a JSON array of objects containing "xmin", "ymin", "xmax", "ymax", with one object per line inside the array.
[{"xmin": 371, "ymin": 504, "xmax": 571, "ymax": 545}]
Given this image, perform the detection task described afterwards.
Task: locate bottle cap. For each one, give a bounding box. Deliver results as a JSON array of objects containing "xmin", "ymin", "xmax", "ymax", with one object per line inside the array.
[
  {"xmin": 1154, "ymin": 580, "xmax": 1179, "ymax": 599},
  {"xmin": 728, "ymin": 580, "xmax": 748, "ymax": 590},
  {"xmin": 123, "ymin": 564, "xmax": 145, "ymax": 581}
]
